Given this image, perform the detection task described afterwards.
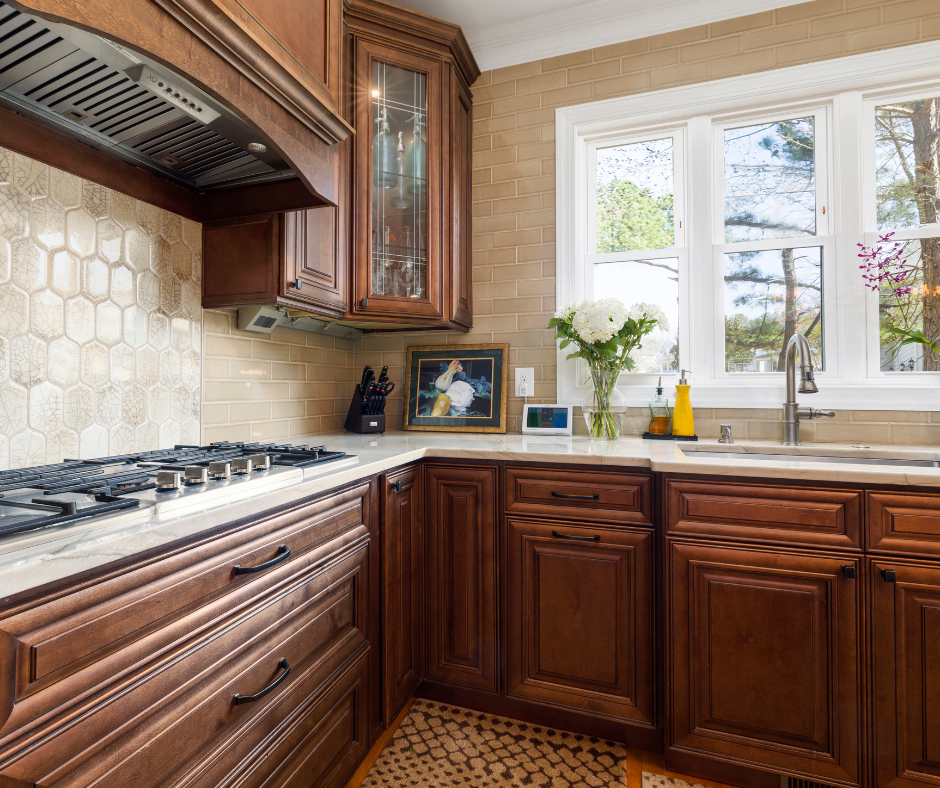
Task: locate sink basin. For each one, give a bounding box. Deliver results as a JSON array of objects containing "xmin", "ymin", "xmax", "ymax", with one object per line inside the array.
[{"xmin": 679, "ymin": 448, "xmax": 940, "ymax": 468}]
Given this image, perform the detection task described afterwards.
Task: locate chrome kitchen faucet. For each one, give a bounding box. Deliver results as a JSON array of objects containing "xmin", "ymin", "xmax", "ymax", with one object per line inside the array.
[{"xmin": 782, "ymin": 332, "xmax": 835, "ymax": 446}]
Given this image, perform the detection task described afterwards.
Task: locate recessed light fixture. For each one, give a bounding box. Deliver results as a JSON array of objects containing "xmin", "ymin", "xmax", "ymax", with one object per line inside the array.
[{"xmin": 247, "ymin": 142, "xmax": 268, "ymax": 153}]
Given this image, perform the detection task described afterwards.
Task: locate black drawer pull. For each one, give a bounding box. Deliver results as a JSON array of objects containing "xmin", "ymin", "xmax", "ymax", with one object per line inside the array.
[
  {"xmin": 550, "ymin": 490, "xmax": 600, "ymax": 501},
  {"xmin": 842, "ymin": 565, "xmax": 856, "ymax": 579},
  {"xmin": 234, "ymin": 545, "xmax": 290, "ymax": 575},
  {"xmin": 552, "ymin": 530, "xmax": 600, "ymax": 543},
  {"xmin": 234, "ymin": 658, "xmax": 290, "ymax": 705},
  {"xmin": 883, "ymin": 569, "xmax": 897, "ymax": 583},
  {"xmin": 390, "ymin": 480, "xmax": 403, "ymax": 493}
]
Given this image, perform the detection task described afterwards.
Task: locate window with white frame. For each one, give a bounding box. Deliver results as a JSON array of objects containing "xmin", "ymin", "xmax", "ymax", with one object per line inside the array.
[{"xmin": 556, "ymin": 42, "xmax": 940, "ymax": 410}]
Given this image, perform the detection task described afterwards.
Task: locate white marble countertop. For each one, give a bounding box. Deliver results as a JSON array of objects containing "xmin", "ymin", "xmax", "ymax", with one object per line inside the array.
[{"xmin": 3, "ymin": 430, "xmax": 940, "ymax": 601}]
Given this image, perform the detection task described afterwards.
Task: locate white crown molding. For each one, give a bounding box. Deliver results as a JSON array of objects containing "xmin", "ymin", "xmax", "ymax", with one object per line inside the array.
[{"xmin": 466, "ymin": 0, "xmax": 806, "ymax": 72}]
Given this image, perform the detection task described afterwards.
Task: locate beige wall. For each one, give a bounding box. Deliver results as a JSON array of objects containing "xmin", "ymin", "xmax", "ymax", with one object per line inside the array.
[{"xmin": 201, "ymin": 0, "xmax": 940, "ymax": 446}]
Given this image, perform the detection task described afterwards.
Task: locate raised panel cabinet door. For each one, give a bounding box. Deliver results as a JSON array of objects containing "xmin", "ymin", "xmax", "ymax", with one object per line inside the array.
[
  {"xmin": 282, "ymin": 206, "xmax": 346, "ymax": 318},
  {"xmin": 871, "ymin": 558, "xmax": 940, "ymax": 788},
  {"xmin": 424, "ymin": 465, "xmax": 498, "ymax": 692},
  {"xmin": 381, "ymin": 466, "xmax": 423, "ymax": 725},
  {"xmin": 667, "ymin": 539, "xmax": 861, "ymax": 785},
  {"xmin": 506, "ymin": 518, "xmax": 653, "ymax": 725}
]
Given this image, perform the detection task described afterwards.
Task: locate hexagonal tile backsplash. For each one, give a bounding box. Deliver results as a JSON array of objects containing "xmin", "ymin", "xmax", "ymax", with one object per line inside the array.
[{"xmin": 0, "ymin": 147, "xmax": 201, "ymax": 468}]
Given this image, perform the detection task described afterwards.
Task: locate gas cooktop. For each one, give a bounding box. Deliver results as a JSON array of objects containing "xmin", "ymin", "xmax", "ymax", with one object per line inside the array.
[{"xmin": 0, "ymin": 442, "xmax": 355, "ymax": 539}]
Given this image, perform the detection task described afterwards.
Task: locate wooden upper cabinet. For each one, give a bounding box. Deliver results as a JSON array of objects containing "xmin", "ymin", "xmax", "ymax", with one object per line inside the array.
[
  {"xmin": 870, "ymin": 557, "xmax": 940, "ymax": 788},
  {"xmin": 666, "ymin": 539, "xmax": 862, "ymax": 786},
  {"xmin": 202, "ymin": 205, "xmax": 346, "ymax": 319},
  {"xmin": 205, "ymin": 0, "xmax": 347, "ymax": 127},
  {"xmin": 344, "ymin": 0, "xmax": 480, "ymax": 330}
]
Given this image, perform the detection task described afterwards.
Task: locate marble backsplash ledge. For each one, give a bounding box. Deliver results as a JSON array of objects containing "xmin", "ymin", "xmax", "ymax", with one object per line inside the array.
[{"xmin": 0, "ymin": 147, "xmax": 202, "ymax": 468}]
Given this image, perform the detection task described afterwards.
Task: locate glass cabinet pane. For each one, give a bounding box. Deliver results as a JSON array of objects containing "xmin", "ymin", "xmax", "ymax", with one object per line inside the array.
[{"xmin": 371, "ymin": 61, "xmax": 427, "ymax": 299}]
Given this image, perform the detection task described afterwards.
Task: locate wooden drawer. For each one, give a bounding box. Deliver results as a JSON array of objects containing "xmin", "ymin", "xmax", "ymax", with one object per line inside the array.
[
  {"xmin": 182, "ymin": 649, "xmax": 370, "ymax": 788},
  {"xmin": 868, "ymin": 490, "xmax": 940, "ymax": 557},
  {"xmin": 665, "ymin": 478, "xmax": 861, "ymax": 549},
  {"xmin": 0, "ymin": 483, "xmax": 370, "ymax": 741},
  {"xmin": 0, "ymin": 538, "xmax": 370, "ymax": 787},
  {"xmin": 504, "ymin": 466, "xmax": 653, "ymax": 525}
]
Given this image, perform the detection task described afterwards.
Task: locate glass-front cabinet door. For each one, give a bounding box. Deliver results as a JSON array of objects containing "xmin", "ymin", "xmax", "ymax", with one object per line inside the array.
[{"xmin": 353, "ymin": 42, "xmax": 443, "ymax": 322}]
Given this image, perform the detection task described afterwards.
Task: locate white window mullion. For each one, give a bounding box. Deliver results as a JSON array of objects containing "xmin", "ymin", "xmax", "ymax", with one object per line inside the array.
[{"xmin": 688, "ymin": 114, "xmax": 715, "ymax": 382}]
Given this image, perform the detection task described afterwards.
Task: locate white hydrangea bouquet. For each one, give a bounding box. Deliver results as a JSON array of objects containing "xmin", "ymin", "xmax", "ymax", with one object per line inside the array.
[{"xmin": 549, "ymin": 299, "xmax": 658, "ymax": 439}]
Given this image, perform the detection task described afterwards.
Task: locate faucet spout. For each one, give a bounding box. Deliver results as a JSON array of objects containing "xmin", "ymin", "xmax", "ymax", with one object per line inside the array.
[
  {"xmin": 785, "ymin": 332, "xmax": 815, "ymax": 403},
  {"xmin": 782, "ymin": 332, "xmax": 831, "ymax": 445}
]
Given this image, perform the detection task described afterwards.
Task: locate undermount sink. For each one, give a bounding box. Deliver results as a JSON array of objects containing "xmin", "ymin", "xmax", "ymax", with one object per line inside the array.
[{"xmin": 679, "ymin": 447, "xmax": 940, "ymax": 468}]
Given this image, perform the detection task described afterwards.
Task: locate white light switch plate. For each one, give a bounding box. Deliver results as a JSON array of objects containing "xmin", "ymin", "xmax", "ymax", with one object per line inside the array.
[{"xmin": 515, "ymin": 367, "xmax": 534, "ymax": 397}]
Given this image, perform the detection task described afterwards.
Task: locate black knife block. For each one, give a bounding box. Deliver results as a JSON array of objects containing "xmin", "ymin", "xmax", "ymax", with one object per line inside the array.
[{"xmin": 344, "ymin": 384, "xmax": 386, "ymax": 434}]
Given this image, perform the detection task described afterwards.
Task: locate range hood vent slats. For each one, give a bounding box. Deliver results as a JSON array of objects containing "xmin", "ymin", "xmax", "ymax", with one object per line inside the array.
[{"xmin": 0, "ymin": 1, "xmax": 286, "ymax": 191}]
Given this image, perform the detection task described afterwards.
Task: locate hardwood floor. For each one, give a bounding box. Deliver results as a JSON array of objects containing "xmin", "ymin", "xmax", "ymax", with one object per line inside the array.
[
  {"xmin": 343, "ymin": 699, "xmax": 414, "ymax": 788},
  {"xmin": 344, "ymin": 696, "xmax": 744, "ymax": 788}
]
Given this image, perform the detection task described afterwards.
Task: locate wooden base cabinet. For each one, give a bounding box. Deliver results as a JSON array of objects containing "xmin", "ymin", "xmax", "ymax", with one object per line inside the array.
[
  {"xmin": 381, "ymin": 466, "xmax": 423, "ymax": 726},
  {"xmin": 424, "ymin": 465, "xmax": 498, "ymax": 693},
  {"xmin": 506, "ymin": 517, "xmax": 653, "ymax": 726},
  {"xmin": 871, "ymin": 558, "xmax": 940, "ymax": 788},
  {"xmin": 666, "ymin": 539, "xmax": 862, "ymax": 786}
]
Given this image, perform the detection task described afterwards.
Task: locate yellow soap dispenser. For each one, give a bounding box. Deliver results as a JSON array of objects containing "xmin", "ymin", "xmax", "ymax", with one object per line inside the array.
[{"xmin": 672, "ymin": 369, "xmax": 694, "ymax": 437}]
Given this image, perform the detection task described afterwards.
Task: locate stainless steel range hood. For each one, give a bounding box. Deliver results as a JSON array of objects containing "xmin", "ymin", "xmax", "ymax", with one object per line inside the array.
[{"xmin": 0, "ymin": 1, "xmax": 294, "ymax": 191}]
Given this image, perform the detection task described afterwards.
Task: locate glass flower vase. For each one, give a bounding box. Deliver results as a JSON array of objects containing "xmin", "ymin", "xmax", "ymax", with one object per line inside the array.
[{"xmin": 582, "ymin": 363, "xmax": 626, "ymax": 440}]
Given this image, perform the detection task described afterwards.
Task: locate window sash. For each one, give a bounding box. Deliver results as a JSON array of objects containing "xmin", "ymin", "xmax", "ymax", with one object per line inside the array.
[
  {"xmin": 712, "ymin": 236, "xmax": 837, "ymax": 379},
  {"xmin": 713, "ymin": 107, "xmax": 831, "ymax": 246}
]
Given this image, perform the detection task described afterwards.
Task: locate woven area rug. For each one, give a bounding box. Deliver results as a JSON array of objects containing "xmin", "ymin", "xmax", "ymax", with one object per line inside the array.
[
  {"xmin": 361, "ymin": 699, "xmax": 627, "ymax": 786},
  {"xmin": 642, "ymin": 774, "xmax": 706, "ymax": 788}
]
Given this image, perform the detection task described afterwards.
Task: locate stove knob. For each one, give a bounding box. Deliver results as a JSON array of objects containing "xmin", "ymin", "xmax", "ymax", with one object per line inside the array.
[
  {"xmin": 156, "ymin": 470, "xmax": 182, "ymax": 491},
  {"xmin": 232, "ymin": 457, "xmax": 253, "ymax": 475},
  {"xmin": 208, "ymin": 460, "xmax": 231, "ymax": 480},
  {"xmin": 249, "ymin": 453, "xmax": 271, "ymax": 471},
  {"xmin": 184, "ymin": 465, "xmax": 208, "ymax": 485}
]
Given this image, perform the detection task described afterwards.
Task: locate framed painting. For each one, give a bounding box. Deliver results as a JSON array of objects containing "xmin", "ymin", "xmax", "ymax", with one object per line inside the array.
[{"xmin": 402, "ymin": 344, "xmax": 508, "ymax": 433}]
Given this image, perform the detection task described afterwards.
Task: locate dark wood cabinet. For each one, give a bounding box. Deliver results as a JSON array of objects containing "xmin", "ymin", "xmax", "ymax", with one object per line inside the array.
[
  {"xmin": 343, "ymin": 0, "xmax": 479, "ymax": 330},
  {"xmin": 506, "ymin": 517, "xmax": 653, "ymax": 726},
  {"xmin": 871, "ymin": 558, "xmax": 940, "ymax": 788},
  {"xmin": 424, "ymin": 465, "xmax": 498, "ymax": 692},
  {"xmin": 202, "ymin": 207, "xmax": 346, "ymax": 319},
  {"xmin": 199, "ymin": 0, "xmax": 478, "ymax": 330},
  {"xmin": 0, "ymin": 485, "xmax": 373, "ymax": 788},
  {"xmin": 666, "ymin": 539, "xmax": 862, "ymax": 786},
  {"xmin": 381, "ymin": 466, "xmax": 423, "ymax": 726},
  {"xmin": 209, "ymin": 0, "xmax": 348, "ymax": 125}
]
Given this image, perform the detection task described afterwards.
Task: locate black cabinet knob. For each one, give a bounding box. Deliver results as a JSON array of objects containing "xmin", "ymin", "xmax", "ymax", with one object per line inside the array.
[
  {"xmin": 883, "ymin": 568, "xmax": 897, "ymax": 583},
  {"xmin": 289, "ymin": 278, "xmax": 302, "ymax": 290},
  {"xmin": 360, "ymin": 297, "xmax": 369, "ymax": 308},
  {"xmin": 842, "ymin": 565, "xmax": 856, "ymax": 579},
  {"xmin": 390, "ymin": 480, "xmax": 403, "ymax": 493}
]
